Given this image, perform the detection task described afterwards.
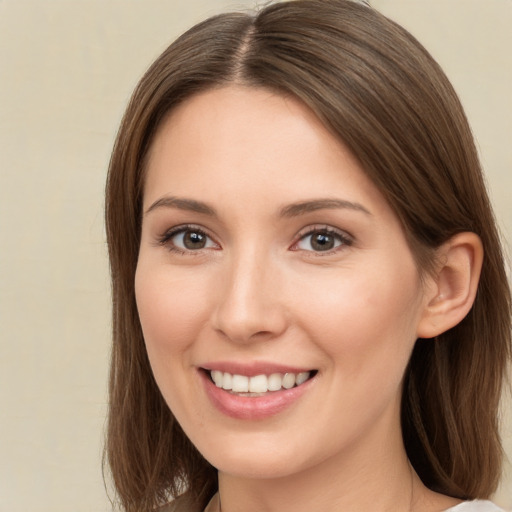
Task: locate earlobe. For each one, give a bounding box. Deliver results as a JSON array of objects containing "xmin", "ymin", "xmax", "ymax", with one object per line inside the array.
[{"xmin": 417, "ymin": 232, "xmax": 483, "ymax": 339}]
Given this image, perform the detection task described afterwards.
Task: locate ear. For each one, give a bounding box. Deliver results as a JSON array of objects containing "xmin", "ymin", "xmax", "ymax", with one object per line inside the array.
[{"xmin": 417, "ymin": 232, "xmax": 483, "ymax": 339}]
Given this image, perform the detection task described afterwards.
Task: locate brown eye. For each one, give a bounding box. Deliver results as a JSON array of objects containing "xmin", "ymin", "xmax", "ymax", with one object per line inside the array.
[
  {"xmin": 295, "ymin": 228, "xmax": 351, "ymax": 253},
  {"xmin": 310, "ymin": 232, "xmax": 336, "ymax": 251},
  {"xmin": 162, "ymin": 226, "xmax": 218, "ymax": 252},
  {"xmin": 183, "ymin": 230, "xmax": 207, "ymax": 249}
]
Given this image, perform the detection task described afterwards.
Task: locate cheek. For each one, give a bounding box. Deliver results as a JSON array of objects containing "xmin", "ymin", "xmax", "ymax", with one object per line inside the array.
[
  {"xmin": 292, "ymin": 262, "xmax": 422, "ymax": 368},
  {"xmin": 134, "ymin": 264, "xmax": 213, "ymax": 423},
  {"xmin": 134, "ymin": 265, "xmax": 209, "ymax": 361}
]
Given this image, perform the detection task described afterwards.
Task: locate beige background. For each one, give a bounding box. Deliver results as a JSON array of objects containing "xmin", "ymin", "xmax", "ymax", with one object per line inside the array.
[{"xmin": 0, "ymin": 1, "xmax": 510, "ymax": 510}]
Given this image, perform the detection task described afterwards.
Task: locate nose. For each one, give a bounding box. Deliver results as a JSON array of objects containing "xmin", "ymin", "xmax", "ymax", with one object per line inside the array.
[{"xmin": 211, "ymin": 248, "xmax": 288, "ymax": 344}]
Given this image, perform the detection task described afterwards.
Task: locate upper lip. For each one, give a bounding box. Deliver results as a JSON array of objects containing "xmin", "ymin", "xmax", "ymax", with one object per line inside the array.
[{"xmin": 200, "ymin": 361, "xmax": 315, "ymax": 377}]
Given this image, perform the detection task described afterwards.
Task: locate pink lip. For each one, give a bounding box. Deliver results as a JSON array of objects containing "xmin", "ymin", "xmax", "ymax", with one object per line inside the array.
[{"xmin": 199, "ymin": 367, "xmax": 316, "ymax": 420}]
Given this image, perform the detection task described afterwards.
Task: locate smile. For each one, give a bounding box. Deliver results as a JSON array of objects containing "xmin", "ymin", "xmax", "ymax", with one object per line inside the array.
[
  {"xmin": 210, "ymin": 370, "xmax": 313, "ymax": 395},
  {"xmin": 200, "ymin": 366, "xmax": 317, "ymax": 420}
]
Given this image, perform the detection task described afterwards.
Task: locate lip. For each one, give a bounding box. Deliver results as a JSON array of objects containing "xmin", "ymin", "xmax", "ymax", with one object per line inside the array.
[{"xmin": 199, "ymin": 365, "xmax": 316, "ymax": 420}]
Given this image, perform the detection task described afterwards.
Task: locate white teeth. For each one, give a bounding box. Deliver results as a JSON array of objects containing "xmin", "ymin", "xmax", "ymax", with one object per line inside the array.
[
  {"xmin": 231, "ymin": 374, "xmax": 249, "ymax": 393},
  {"xmin": 211, "ymin": 370, "xmax": 223, "ymax": 387},
  {"xmin": 267, "ymin": 373, "xmax": 283, "ymax": 391},
  {"xmin": 282, "ymin": 373, "xmax": 296, "ymax": 389},
  {"xmin": 249, "ymin": 374, "xmax": 268, "ymax": 393},
  {"xmin": 209, "ymin": 370, "xmax": 312, "ymax": 393},
  {"xmin": 222, "ymin": 372, "xmax": 232, "ymax": 390},
  {"xmin": 296, "ymin": 372, "xmax": 309, "ymax": 385}
]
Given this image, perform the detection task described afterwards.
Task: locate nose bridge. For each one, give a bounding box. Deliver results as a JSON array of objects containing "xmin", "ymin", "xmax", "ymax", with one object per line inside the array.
[{"xmin": 213, "ymin": 243, "xmax": 286, "ymax": 343}]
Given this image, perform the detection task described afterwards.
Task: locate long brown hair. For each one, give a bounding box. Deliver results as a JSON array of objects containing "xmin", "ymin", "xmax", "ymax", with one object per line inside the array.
[{"xmin": 105, "ymin": 1, "xmax": 511, "ymax": 510}]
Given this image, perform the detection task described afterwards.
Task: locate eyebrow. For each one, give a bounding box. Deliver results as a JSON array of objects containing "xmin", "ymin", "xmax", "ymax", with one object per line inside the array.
[
  {"xmin": 280, "ymin": 198, "xmax": 371, "ymax": 217},
  {"xmin": 145, "ymin": 196, "xmax": 371, "ymax": 218},
  {"xmin": 145, "ymin": 196, "xmax": 216, "ymax": 216}
]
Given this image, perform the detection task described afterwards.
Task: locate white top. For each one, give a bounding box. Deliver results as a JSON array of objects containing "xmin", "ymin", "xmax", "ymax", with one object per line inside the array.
[
  {"xmin": 446, "ymin": 501, "xmax": 506, "ymax": 512},
  {"xmin": 164, "ymin": 495, "xmax": 508, "ymax": 512}
]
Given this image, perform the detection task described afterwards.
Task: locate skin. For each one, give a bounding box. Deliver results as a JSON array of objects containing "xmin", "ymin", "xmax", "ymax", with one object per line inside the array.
[{"xmin": 135, "ymin": 86, "xmax": 464, "ymax": 512}]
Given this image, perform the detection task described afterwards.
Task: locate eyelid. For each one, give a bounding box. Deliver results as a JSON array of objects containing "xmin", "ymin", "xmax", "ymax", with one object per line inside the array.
[
  {"xmin": 290, "ymin": 224, "xmax": 354, "ymax": 253},
  {"xmin": 157, "ymin": 223, "xmax": 220, "ymax": 252}
]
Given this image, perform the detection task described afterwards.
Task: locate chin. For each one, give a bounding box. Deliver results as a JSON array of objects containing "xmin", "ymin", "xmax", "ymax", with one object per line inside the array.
[
  {"xmin": 212, "ymin": 454, "xmax": 305, "ymax": 480},
  {"xmin": 192, "ymin": 431, "xmax": 328, "ymax": 481}
]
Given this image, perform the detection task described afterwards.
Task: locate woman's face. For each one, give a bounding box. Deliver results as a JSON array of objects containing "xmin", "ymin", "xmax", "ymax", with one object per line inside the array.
[{"xmin": 136, "ymin": 86, "xmax": 432, "ymax": 480}]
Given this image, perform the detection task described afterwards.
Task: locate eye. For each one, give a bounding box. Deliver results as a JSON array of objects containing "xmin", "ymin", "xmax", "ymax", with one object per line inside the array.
[
  {"xmin": 159, "ymin": 225, "xmax": 219, "ymax": 252},
  {"xmin": 293, "ymin": 227, "xmax": 352, "ymax": 253}
]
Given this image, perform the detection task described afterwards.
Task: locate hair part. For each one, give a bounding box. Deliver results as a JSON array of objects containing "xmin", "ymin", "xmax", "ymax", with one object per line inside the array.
[{"xmin": 105, "ymin": 1, "xmax": 511, "ymax": 510}]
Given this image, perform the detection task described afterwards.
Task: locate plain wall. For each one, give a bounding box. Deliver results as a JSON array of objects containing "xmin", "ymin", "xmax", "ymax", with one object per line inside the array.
[{"xmin": 0, "ymin": 1, "xmax": 510, "ymax": 510}]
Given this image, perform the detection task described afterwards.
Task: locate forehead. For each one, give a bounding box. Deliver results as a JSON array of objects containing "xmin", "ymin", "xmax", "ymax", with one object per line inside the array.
[
  {"xmin": 146, "ymin": 86, "xmax": 340, "ymax": 174},
  {"xmin": 143, "ymin": 85, "xmax": 392, "ymax": 223}
]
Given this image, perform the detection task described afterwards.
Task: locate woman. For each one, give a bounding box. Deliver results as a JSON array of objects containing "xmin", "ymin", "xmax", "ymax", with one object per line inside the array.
[{"xmin": 105, "ymin": 1, "xmax": 511, "ymax": 511}]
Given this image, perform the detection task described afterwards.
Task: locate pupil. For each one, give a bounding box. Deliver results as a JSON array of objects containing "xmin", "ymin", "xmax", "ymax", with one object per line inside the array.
[
  {"xmin": 184, "ymin": 231, "xmax": 206, "ymax": 249},
  {"xmin": 312, "ymin": 232, "xmax": 334, "ymax": 251}
]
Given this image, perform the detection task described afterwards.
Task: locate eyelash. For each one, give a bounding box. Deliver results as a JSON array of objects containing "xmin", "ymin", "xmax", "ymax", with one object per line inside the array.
[
  {"xmin": 291, "ymin": 225, "xmax": 353, "ymax": 255},
  {"xmin": 157, "ymin": 224, "xmax": 219, "ymax": 255},
  {"xmin": 157, "ymin": 224, "xmax": 353, "ymax": 255}
]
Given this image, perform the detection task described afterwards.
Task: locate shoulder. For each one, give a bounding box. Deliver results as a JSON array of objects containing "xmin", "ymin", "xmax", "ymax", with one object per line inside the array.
[{"xmin": 445, "ymin": 500, "xmax": 509, "ymax": 512}]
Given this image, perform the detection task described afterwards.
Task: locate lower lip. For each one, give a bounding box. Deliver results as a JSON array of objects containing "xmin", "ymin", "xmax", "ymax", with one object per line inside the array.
[{"xmin": 200, "ymin": 371, "xmax": 315, "ymax": 420}]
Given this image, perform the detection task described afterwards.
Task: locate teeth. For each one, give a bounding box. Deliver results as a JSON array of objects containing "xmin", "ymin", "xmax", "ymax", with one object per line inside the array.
[
  {"xmin": 296, "ymin": 372, "xmax": 309, "ymax": 385},
  {"xmin": 282, "ymin": 373, "xmax": 295, "ymax": 389},
  {"xmin": 232, "ymin": 374, "xmax": 249, "ymax": 392},
  {"xmin": 211, "ymin": 370, "xmax": 223, "ymax": 387},
  {"xmin": 249, "ymin": 374, "xmax": 268, "ymax": 393},
  {"xmin": 268, "ymin": 373, "xmax": 283, "ymax": 391},
  {"xmin": 210, "ymin": 370, "xmax": 312, "ymax": 393},
  {"xmin": 222, "ymin": 372, "xmax": 233, "ymax": 390}
]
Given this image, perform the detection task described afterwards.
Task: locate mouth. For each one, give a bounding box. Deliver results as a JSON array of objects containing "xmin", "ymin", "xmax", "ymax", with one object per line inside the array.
[
  {"xmin": 200, "ymin": 365, "xmax": 318, "ymax": 420},
  {"xmin": 203, "ymin": 369, "xmax": 318, "ymax": 397}
]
